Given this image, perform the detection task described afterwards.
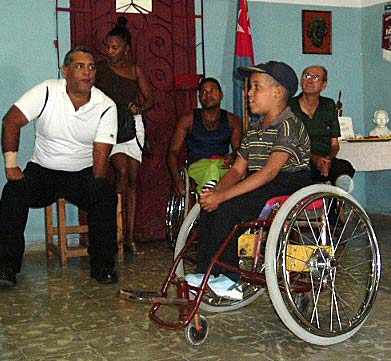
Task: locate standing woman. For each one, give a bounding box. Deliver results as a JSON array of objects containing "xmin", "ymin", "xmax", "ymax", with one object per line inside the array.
[{"xmin": 95, "ymin": 16, "xmax": 155, "ymax": 255}]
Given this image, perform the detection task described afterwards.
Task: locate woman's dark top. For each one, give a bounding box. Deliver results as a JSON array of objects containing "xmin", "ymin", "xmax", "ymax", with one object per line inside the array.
[{"xmin": 95, "ymin": 60, "xmax": 138, "ymax": 107}]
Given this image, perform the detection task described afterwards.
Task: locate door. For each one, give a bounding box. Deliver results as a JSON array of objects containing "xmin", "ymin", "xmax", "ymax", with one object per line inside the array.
[{"xmin": 66, "ymin": 0, "xmax": 200, "ymax": 240}]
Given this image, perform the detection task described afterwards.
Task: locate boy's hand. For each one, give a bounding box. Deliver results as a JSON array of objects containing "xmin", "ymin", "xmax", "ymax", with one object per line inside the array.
[{"xmin": 200, "ymin": 188, "xmax": 224, "ymax": 212}]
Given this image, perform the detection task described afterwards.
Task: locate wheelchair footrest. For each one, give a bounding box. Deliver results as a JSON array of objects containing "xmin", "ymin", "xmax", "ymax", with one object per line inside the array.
[{"xmin": 119, "ymin": 289, "xmax": 190, "ymax": 305}]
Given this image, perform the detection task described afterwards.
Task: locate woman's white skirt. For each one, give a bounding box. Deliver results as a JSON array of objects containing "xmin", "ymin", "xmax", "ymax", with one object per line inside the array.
[{"xmin": 110, "ymin": 114, "xmax": 145, "ymax": 163}]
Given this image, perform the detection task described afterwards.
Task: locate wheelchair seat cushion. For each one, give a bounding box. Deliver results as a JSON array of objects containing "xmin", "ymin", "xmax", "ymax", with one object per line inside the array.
[{"xmin": 259, "ymin": 194, "xmax": 324, "ymax": 219}]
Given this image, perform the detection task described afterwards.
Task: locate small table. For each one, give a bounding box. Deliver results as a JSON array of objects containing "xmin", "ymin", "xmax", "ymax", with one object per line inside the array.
[{"xmin": 338, "ymin": 141, "xmax": 391, "ymax": 171}]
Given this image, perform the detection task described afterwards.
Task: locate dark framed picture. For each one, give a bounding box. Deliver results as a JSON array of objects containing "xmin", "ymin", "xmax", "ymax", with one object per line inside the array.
[{"xmin": 302, "ymin": 10, "xmax": 332, "ymax": 54}]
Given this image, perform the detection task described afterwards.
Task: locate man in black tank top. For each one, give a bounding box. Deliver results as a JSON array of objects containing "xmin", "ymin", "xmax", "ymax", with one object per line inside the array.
[{"xmin": 167, "ymin": 78, "xmax": 243, "ymax": 195}]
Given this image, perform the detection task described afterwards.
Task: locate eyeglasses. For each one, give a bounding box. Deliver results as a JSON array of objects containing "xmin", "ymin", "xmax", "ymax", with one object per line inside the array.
[{"xmin": 302, "ymin": 72, "xmax": 323, "ymax": 82}]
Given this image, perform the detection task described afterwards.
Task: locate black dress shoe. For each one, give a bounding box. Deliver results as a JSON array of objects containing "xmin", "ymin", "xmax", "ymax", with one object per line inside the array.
[
  {"xmin": 0, "ymin": 266, "xmax": 16, "ymax": 287},
  {"xmin": 91, "ymin": 268, "xmax": 118, "ymax": 284}
]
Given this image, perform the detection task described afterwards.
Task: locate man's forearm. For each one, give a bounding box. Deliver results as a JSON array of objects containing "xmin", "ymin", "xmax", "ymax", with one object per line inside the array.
[
  {"xmin": 93, "ymin": 163, "xmax": 109, "ymax": 178},
  {"xmin": 2, "ymin": 106, "xmax": 29, "ymax": 172},
  {"xmin": 2, "ymin": 106, "xmax": 27, "ymax": 153},
  {"xmin": 93, "ymin": 143, "xmax": 112, "ymax": 178},
  {"xmin": 2, "ymin": 127, "xmax": 21, "ymax": 153},
  {"xmin": 327, "ymin": 139, "xmax": 340, "ymax": 160},
  {"xmin": 167, "ymin": 152, "xmax": 181, "ymax": 181}
]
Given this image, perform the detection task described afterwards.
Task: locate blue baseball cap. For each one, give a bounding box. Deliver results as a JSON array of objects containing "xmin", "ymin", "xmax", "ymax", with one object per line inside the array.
[{"xmin": 237, "ymin": 61, "xmax": 298, "ymax": 96}]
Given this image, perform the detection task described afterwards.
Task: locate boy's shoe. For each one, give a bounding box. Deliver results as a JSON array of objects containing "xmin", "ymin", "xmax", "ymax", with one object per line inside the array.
[
  {"xmin": 185, "ymin": 273, "xmax": 215, "ymax": 288},
  {"xmin": 208, "ymin": 274, "xmax": 243, "ymax": 300},
  {"xmin": 335, "ymin": 175, "xmax": 354, "ymax": 193}
]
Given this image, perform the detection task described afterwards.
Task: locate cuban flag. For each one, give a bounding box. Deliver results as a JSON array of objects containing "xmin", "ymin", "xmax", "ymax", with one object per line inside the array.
[{"xmin": 233, "ymin": 0, "xmax": 255, "ymax": 122}]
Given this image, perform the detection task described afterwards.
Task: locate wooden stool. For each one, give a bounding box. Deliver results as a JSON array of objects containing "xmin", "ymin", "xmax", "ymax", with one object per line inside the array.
[{"xmin": 44, "ymin": 194, "xmax": 124, "ymax": 266}]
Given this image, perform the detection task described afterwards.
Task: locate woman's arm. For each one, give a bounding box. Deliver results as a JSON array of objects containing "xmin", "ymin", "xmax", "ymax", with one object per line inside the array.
[{"xmin": 134, "ymin": 65, "xmax": 155, "ymax": 113}]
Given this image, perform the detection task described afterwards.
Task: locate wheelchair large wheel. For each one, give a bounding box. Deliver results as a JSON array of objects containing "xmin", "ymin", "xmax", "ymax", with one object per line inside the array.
[
  {"xmin": 265, "ymin": 184, "xmax": 381, "ymax": 345},
  {"xmin": 166, "ymin": 168, "xmax": 191, "ymax": 248},
  {"xmin": 175, "ymin": 204, "xmax": 265, "ymax": 313}
]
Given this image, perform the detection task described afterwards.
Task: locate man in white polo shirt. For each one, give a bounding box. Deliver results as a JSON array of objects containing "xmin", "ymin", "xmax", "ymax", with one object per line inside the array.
[{"xmin": 0, "ymin": 47, "xmax": 118, "ymax": 287}]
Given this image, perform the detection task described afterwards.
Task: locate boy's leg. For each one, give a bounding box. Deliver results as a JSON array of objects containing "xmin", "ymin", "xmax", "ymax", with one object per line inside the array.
[{"xmin": 196, "ymin": 171, "xmax": 312, "ymax": 276}]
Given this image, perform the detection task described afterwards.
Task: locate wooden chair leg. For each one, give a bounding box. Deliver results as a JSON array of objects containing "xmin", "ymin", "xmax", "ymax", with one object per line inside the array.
[
  {"xmin": 117, "ymin": 193, "xmax": 124, "ymax": 262},
  {"xmin": 57, "ymin": 198, "xmax": 68, "ymax": 267},
  {"xmin": 44, "ymin": 204, "xmax": 55, "ymax": 262}
]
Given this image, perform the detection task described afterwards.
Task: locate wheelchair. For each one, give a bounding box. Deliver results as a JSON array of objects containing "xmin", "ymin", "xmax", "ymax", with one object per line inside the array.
[
  {"xmin": 121, "ymin": 184, "xmax": 381, "ymax": 346},
  {"xmin": 165, "ymin": 167, "xmax": 197, "ymax": 248}
]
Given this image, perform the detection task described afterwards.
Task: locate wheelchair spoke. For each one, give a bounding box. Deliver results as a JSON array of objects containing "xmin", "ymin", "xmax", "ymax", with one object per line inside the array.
[
  {"xmin": 309, "ymin": 270, "xmax": 323, "ymax": 327},
  {"xmin": 329, "ymin": 268, "xmax": 343, "ymax": 331}
]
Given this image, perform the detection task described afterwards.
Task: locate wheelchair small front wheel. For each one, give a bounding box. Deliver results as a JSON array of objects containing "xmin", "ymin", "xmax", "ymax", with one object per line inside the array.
[
  {"xmin": 184, "ymin": 314, "xmax": 209, "ymax": 346},
  {"xmin": 265, "ymin": 184, "xmax": 381, "ymax": 345}
]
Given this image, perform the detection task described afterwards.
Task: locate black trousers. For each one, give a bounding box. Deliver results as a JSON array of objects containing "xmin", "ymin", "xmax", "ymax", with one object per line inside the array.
[
  {"xmin": 196, "ymin": 170, "xmax": 312, "ymax": 277},
  {"xmin": 310, "ymin": 158, "xmax": 355, "ymax": 184},
  {"xmin": 0, "ymin": 162, "xmax": 118, "ymax": 273}
]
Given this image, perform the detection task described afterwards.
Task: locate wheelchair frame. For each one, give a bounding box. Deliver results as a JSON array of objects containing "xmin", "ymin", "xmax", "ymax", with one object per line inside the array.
[
  {"xmin": 165, "ymin": 167, "xmax": 196, "ymax": 248},
  {"xmin": 121, "ymin": 184, "xmax": 381, "ymax": 346}
]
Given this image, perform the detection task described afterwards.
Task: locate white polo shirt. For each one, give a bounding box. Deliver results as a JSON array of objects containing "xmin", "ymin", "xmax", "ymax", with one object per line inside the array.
[{"xmin": 15, "ymin": 79, "xmax": 117, "ymax": 171}]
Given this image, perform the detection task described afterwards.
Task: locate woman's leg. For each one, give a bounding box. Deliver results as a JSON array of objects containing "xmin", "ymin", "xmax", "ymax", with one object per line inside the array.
[
  {"xmin": 125, "ymin": 156, "xmax": 143, "ymax": 255},
  {"xmin": 111, "ymin": 153, "xmax": 143, "ymax": 256}
]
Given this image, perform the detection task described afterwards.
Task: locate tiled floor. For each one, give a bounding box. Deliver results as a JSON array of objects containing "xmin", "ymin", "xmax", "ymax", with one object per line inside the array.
[{"xmin": 1, "ymin": 213, "xmax": 390, "ymax": 360}]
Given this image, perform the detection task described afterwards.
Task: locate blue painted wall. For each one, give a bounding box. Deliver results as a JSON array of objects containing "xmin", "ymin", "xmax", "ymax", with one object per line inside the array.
[
  {"xmin": 362, "ymin": 4, "xmax": 391, "ymax": 213},
  {"xmin": 0, "ymin": 1, "xmax": 389, "ymax": 241},
  {"xmin": 0, "ymin": 0, "xmax": 70, "ymax": 241}
]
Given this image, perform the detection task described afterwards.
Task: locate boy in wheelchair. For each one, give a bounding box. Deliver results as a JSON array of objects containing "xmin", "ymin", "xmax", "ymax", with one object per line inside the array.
[
  {"xmin": 185, "ymin": 61, "xmax": 313, "ymax": 300},
  {"xmin": 167, "ymin": 78, "xmax": 243, "ymax": 196}
]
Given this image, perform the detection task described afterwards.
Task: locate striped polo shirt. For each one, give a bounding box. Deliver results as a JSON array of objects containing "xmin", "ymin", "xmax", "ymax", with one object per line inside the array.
[{"xmin": 238, "ymin": 107, "xmax": 310, "ymax": 173}]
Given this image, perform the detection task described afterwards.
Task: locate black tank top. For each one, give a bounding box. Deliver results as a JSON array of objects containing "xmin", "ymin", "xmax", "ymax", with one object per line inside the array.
[
  {"xmin": 186, "ymin": 109, "xmax": 232, "ymax": 165},
  {"xmin": 95, "ymin": 60, "xmax": 138, "ymax": 107}
]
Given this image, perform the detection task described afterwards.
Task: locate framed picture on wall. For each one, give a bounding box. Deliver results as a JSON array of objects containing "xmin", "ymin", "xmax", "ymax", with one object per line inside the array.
[{"xmin": 302, "ymin": 10, "xmax": 332, "ymax": 54}]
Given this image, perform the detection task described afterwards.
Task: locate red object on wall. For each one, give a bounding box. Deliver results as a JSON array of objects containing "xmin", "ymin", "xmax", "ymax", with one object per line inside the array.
[
  {"xmin": 60, "ymin": 0, "xmax": 202, "ymax": 241},
  {"xmin": 383, "ymin": 13, "xmax": 391, "ymax": 50}
]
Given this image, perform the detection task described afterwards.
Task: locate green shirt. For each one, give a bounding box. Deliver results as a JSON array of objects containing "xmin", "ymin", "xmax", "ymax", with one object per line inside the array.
[
  {"xmin": 238, "ymin": 107, "xmax": 310, "ymax": 173},
  {"xmin": 289, "ymin": 94, "xmax": 340, "ymax": 157}
]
